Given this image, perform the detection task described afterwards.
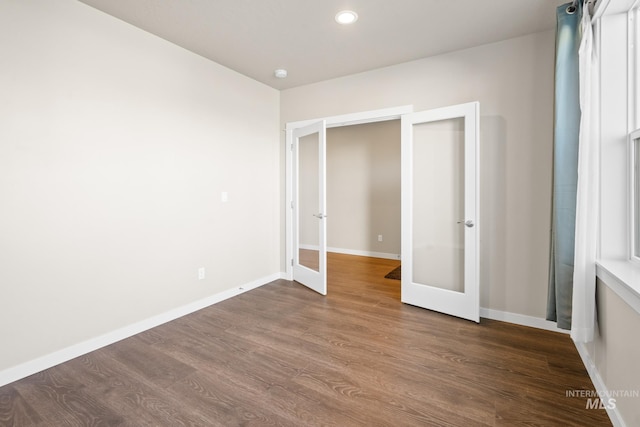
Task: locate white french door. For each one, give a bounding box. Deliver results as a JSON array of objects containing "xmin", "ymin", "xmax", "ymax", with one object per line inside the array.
[
  {"xmin": 401, "ymin": 102, "xmax": 480, "ymax": 322},
  {"xmin": 292, "ymin": 120, "xmax": 327, "ymax": 295}
]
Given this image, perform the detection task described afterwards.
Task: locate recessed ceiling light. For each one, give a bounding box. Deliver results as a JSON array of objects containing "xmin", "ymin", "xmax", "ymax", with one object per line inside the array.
[
  {"xmin": 335, "ymin": 10, "xmax": 358, "ymax": 25},
  {"xmin": 274, "ymin": 69, "xmax": 288, "ymax": 79}
]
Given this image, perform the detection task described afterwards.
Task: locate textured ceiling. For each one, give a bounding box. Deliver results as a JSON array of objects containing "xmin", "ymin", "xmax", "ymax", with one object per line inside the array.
[{"xmin": 78, "ymin": 0, "xmax": 568, "ymax": 90}]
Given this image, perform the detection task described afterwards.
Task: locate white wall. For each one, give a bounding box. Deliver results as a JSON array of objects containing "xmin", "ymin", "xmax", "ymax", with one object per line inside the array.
[
  {"xmin": 281, "ymin": 31, "xmax": 555, "ymax": 318},
  {"xmin": 582, "ymin": 280, "xmax": 640, "ymax": 426},
  {"xmin": 0, "ymin": 0, "xmax": 280, "ymax": 374},
  {"xmin": 326, "ymin": 121, "xmax": 401, "ymax": 257}
]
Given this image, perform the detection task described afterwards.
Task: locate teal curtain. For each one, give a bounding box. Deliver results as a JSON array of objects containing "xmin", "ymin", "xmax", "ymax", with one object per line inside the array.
[{"xmin": 547, "ymin": 2, "xmax": 582, "ymax": 329}]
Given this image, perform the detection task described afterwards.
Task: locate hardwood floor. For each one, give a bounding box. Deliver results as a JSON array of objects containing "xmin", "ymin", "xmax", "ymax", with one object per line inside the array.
[{"xmin": 0, "ymin": 253, "xmax": 611, "ymax": 426}]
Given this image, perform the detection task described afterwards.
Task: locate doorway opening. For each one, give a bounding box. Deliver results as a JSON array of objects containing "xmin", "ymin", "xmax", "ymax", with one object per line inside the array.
[
  {"xmin": 325, "ymin": 120, "xmax": 401, "ymax": 262},
  {"xmin": 324, "ymin": 120, "xmax": 402, "ymax": 293},
  {"xmin": 286, "ymin": 103, "xmax": 480, "ymax": 322},
  {"xmin": 285, "ymin": 106, "xmax": 412, "ymax": 292}
]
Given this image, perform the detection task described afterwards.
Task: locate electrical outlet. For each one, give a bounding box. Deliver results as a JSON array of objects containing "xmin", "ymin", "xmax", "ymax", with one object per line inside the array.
[
  {"xmin": 378, "ymin": 234, "xmax": 383, "ymax": 242},
  {"xmin": 198, "ymin": 267, "xmax": 205, "ymax": 280},
  {"xmin": 221, "ymin": 191, "xmax": 228, "ymax": 203}
]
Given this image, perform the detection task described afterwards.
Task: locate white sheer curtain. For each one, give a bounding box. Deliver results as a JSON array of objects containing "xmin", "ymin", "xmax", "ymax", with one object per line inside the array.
[{"xmin": 571, "ymin": 2, "xmax": 599, "ymax": 343}]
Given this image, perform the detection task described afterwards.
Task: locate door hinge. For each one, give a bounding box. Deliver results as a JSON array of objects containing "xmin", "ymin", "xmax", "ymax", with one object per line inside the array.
[
  {"xmin": 290, "ymin": 143, "xmax": 293, "ymax": 151},
  {"xmin": 291, "ymin": 258, "xmax": 294, "ymax": 266},
  {"xmin": 290, "ymin": 200, "xmax": 294, "ymax": 209}
]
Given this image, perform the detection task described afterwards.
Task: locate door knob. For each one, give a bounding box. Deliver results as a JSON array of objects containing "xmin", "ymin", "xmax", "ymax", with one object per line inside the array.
[
  {"xmin": 465, "ymin": 220, "xmax": 474, "ymax": 228},
  {"xmin": 312, "ymin": 213, "xmax": 327, "ymax": 219}
]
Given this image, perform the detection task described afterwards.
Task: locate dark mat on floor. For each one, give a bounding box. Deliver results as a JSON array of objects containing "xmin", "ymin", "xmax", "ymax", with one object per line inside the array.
[{"xmin": 384, "ymin": 265, "xmax": 401, "ymax": 280}]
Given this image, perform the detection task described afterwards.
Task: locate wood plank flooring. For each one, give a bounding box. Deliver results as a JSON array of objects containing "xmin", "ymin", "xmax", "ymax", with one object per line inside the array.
[{"xmin": 0, "ymin": 253, "xmax": 611, "ymax": 426}]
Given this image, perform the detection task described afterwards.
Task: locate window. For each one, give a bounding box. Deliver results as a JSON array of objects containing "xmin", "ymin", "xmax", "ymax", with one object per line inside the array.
[{"xmin": 596, "ymin": 0, "xmax": 640, "ymax": 306}]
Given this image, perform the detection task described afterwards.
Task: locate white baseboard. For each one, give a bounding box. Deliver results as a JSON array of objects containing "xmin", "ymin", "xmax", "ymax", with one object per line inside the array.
[
  {"xmin": 298, "ymin": 244, "xmax": 319, "ymax": 251},
  {"xmin": 480, "ymin": 307, "xmax": 571, "ymax": 334},
  {"xmin": 574, "ymin": 342, "xmax": 626, "ymax": 427},
  {"xmin": 10, "ymin": 271, "xmax": 612, "ymax": 423},
  {"xmin": 0, "ymin": 273, "xmax": 280, "ymax": 388},
  {"xmin": 484, "ymin": 308, "xmax": 623, "ymax": 426},
  {"xmin": 327, "ymin": 247, "xmax": 400, "ymax": 260},
  {"xmin": 298, "ymin": 244, "xmax": 400, "ymax": 260}
]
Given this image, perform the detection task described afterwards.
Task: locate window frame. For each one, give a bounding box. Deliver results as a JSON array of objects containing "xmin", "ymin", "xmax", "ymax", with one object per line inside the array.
[
  {"xmin": 629, "ymin": 129, "xmax": 640, "ymax": 263},
  {"xmin": 630, "ymin": 7, "xmax": 640, "ymax": 264}
]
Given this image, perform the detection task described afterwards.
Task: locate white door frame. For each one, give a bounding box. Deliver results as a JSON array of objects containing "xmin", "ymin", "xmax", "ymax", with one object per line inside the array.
[{"xmin": 285, "ymin": 105, "xmax": 413, "ymax": 280}]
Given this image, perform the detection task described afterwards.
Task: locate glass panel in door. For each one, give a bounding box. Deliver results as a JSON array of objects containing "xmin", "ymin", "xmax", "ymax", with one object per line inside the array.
[
  {"xmin": 298, "ymin": 133, "xmax": 320, "ymax": 272},
  {"xmin": 412, "ymin": 118, "xmax": 465, "ymax": 292}
]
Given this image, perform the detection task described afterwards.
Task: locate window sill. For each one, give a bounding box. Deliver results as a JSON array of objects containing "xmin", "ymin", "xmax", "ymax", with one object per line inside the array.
[{"xmin": 596, "ymin": 259, "xmax": 640, "ymax": 315}]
